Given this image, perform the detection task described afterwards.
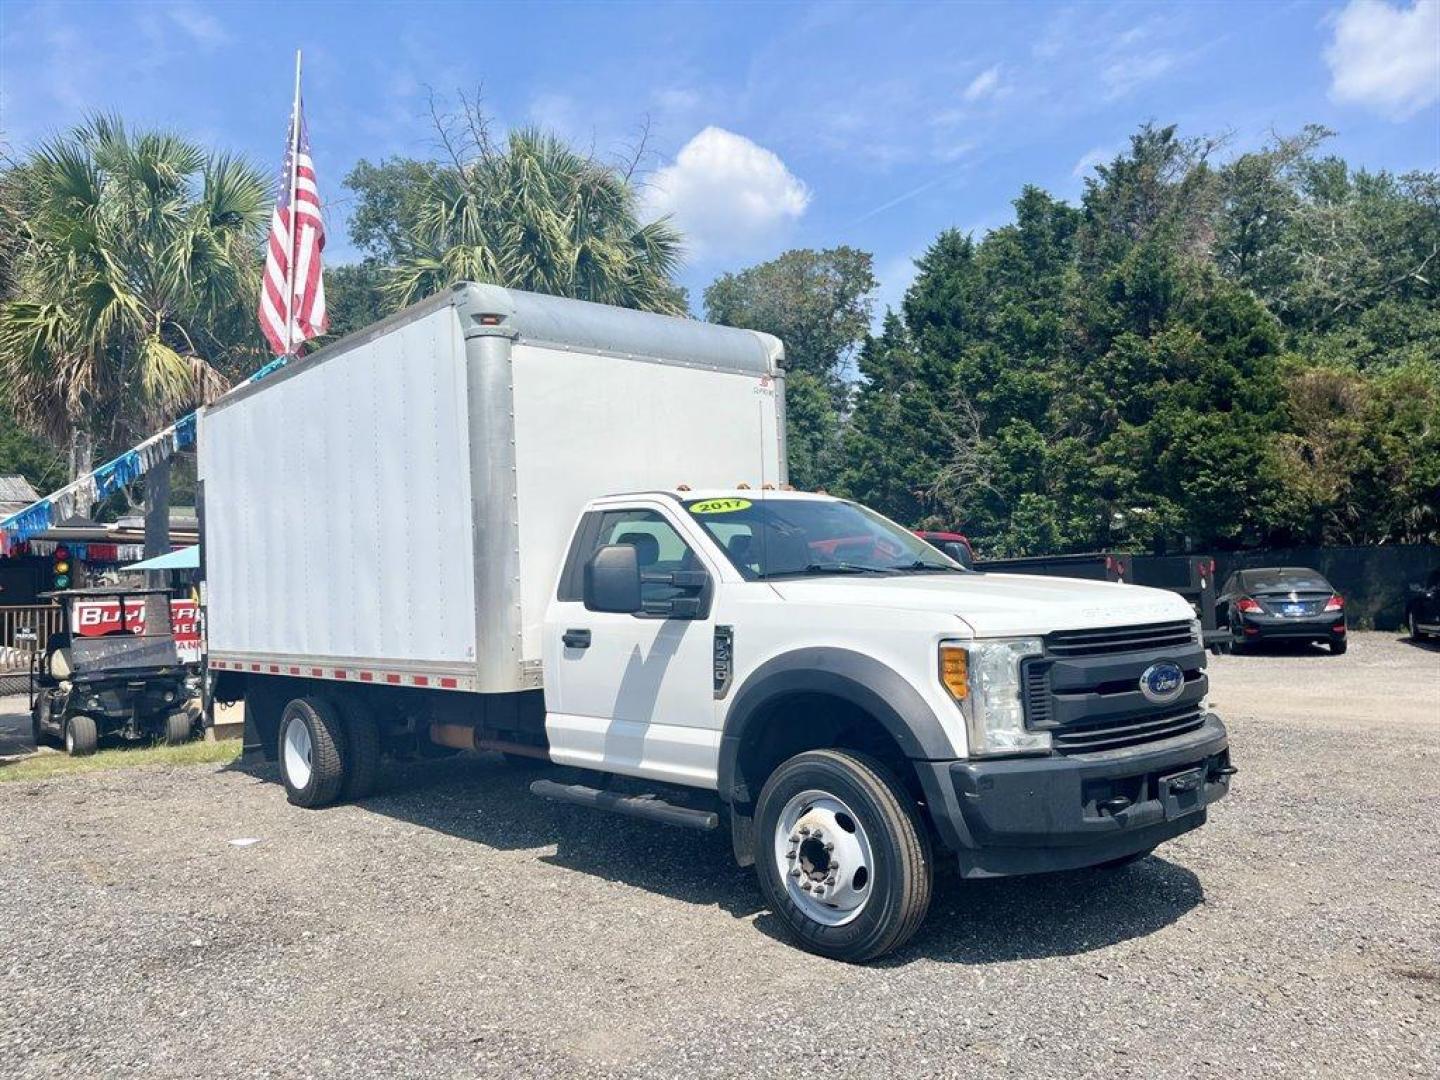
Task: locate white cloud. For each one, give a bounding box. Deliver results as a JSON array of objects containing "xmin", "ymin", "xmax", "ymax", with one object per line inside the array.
[
  {"xmin": 167, "ymin": 3, "xmax": 229, "ymax": 49},
  {"xmin": 1101, "ymin": 50, "xmax": 1175, "ymax": 99},
  {"xmin": 962, "ymin": 65, "xmax": 1002, "ymax": 103},
  {"xmin": 1325, "ymin": 0, "xmax": 1439, "ymax": 119},
  {"xmin": 1072, "ymin": 146, "xmax": 1113, "ymax": 178},
  {"xmin": 641, "ymin": 127, "xmax": 810, "ymax": 260}
]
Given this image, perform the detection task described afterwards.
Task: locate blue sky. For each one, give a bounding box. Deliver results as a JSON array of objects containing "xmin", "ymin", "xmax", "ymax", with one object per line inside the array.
[{"xmin": 2, "ymin": 1, "xmax": 1437, "ymax": 317}]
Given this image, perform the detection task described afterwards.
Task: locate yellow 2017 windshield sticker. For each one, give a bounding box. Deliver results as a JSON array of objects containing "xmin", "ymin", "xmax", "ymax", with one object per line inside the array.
[{"xmin": 690, "ymin": 498, "xmax": 752, "ymax": 515}]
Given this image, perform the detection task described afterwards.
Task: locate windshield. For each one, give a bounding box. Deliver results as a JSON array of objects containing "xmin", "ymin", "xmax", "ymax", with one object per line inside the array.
[
  {"xmin": 68, "ymin": 594, "xmax": 179, "ymax": 673},
  {"xmin": 683, "ymin": 497, "xmax": 962, "ymax": 579}
]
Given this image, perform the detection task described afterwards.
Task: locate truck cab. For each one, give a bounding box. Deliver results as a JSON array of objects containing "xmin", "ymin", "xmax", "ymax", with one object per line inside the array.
[{"xmin": 542, "ymin": 489, "xmax": 1232, "ymax": 960}]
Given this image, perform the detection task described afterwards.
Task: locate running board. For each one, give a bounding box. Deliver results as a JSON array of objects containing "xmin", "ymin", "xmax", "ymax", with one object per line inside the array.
[{"xmin": 529, "ymin": 779, "xmax": 720, "ymax": 831}]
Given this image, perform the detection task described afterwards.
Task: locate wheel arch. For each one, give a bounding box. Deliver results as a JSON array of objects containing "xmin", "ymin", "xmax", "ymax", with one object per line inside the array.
[{"xmin": 717, "ymin": 647, "xmax": 953, "ymax": 809}]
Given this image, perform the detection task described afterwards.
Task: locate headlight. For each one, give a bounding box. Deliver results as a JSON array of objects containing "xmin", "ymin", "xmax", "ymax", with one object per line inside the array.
[
  {"xmin": 940, "ymin": 638, "xmax": 1049, "ymax": 756},
  {"xmin": 1189, "ymin": 618, "xmax": 1202, "ymax": 645}
]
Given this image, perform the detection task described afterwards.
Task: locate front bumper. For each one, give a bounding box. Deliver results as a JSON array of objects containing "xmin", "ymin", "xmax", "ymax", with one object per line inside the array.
[{"xmin": 915, "ymin": 715, "xmax": 1232, "ymax": 878}]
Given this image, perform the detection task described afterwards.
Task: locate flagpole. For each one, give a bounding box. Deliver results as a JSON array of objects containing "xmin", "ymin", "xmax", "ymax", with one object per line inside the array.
[{"xmin": 284, "ymin": 48, "xmax": 302, "ymax": 358}]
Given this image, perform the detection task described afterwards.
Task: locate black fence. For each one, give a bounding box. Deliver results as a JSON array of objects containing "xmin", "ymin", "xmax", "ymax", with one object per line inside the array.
[
  {"xmin": 1211, "ymin": 545, "xmax": 1440, "ymax": 632},
  {"xmin": 975, "ymin": 544, "xmax": 1439, "ymax": 632}
]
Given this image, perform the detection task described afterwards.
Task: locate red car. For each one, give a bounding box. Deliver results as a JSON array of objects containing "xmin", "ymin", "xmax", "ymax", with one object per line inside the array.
[{"xmin": 915, "ymin": 530, "xmax": 975, "ymax": 569}]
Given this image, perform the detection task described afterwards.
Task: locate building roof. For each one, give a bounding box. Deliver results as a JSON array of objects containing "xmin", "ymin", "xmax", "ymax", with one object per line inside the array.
[{"xmin": 0, "ymin": 475, "xmax": 40, "ymax": 515}]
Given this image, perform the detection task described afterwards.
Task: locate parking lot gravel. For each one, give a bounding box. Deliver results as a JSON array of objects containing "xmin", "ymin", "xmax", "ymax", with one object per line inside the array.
[{"xmin": 1, "ymin": 631, "xmax": 1436, "ymax": 1079}]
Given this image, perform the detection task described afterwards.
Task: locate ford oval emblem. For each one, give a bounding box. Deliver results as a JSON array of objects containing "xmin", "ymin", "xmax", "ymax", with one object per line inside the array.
[{"xmin": 1139, "ymin": 661, "xmax": 1185, "ymax": 704}]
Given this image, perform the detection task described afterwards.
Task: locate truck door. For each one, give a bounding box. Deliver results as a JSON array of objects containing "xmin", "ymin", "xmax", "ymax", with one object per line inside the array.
[{"xmin": 544, "ymin": 506, "xmax": 722, "ymax": 788}]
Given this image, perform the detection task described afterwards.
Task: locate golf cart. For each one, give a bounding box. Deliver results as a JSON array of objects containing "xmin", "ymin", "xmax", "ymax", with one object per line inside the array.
[{"xmin": 27, "ymin": 587, "xmax": 199, "ymax": 756}]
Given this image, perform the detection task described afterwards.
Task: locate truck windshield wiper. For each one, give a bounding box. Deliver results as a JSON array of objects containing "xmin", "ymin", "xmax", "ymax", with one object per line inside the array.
[
  {"xmin": 763, "ymin": 563, "xmax": 894, "ymax": 579},
  {"xmin": 894, "ymin": 560, "xmax": 969, "ymax": 573}
]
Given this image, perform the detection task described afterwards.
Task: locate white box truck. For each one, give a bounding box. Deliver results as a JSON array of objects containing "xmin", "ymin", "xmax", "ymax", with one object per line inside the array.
[{"xmin": 201, "ymin": 283, "xmax": 1232, "ymax": 962}]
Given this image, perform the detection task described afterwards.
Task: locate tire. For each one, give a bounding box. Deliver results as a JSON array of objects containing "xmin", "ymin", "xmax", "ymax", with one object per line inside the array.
[
  {"xmin": 753, "ymin": 749, "xmax": 932, "ymax": 963},
  {"xmin": 1096, "ymin": 846, "xmax": 1155, "ymax": 870},
  {"xmin": 31, "ymin": 700, "xmax": 59, "ymax": 749},
  {"xmin": 64, "ymin": 714, "xmax": 98, "ymax": 757},
  {"xmin": 340, "ymin": 699, "xmax": 381, "ymax": 801},
  {"xmin": 278, "ymin": 697, "xmax": 346, "ymax": 808},
  {"xmin": 1410, "ymin": 613, "xmax": 1429, "ymax": 642},
  {"xmin": 1330, "ymin": 638, "xmax": 1348, "ymax": 655},
  {"xmin": 164, "ymin": 710, "xmax": 193, "ymax": 746}
]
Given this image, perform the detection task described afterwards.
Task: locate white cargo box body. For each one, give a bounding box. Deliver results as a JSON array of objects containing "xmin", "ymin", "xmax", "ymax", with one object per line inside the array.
[{"xmin": 199, "ymin": 283, "xmax": 784, "ymax": 693}]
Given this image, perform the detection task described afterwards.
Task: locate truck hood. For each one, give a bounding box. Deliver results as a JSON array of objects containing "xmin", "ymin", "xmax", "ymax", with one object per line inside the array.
[{"xmin": 768, "ymin": 572, "xmax": 1194, "ymax": 638}]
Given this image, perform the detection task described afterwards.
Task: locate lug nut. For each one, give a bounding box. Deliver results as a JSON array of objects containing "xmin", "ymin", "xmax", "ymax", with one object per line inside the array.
[
  {"xmin": 790, "ymin": 868, "xmax": 801, "ymax": 878},
  {"xmin": 785, "ymin": 851, "xmax": 796, "ymax": 860},
  {"xmin": 799, "ymin": 826, "xmax": 811, "ymax": 836},
  {"xmin": 824, "ymin": 842, "xmax": 834, "ymax": 852}
]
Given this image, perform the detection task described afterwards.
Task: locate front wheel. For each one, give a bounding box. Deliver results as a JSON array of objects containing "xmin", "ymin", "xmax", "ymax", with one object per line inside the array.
[
  {"xmin": 64, "ymin": 714, "xmax": 98, "ymax": 757},
  {"xmin": 753, "ymin": 749, "xmax": 932, "ymax": 963},
  {"xmin": 164, "ymin": 710, "xmax": 194, "ymax": 746}
]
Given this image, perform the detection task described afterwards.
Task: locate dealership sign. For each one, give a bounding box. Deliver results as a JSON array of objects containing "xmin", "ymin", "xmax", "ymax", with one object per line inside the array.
[{"xmin": 73, "ymin": 599, "xmax": 201, "ymax": 663}]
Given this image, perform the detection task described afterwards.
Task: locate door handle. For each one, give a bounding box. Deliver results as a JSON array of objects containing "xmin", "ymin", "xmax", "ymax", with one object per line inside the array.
[{"xmin": 562, "ymin": 628, "xmax": 591, "ymax": 650}]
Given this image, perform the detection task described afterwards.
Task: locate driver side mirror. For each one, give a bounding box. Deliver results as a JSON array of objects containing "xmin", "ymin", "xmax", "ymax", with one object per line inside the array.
[{"xmin": 584, "ymin": 544, "xmax": 642, "ymax": 614}]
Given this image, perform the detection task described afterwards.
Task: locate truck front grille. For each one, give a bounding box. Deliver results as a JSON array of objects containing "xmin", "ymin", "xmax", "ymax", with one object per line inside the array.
[
  {"xmin": 1045, "ymin": 620, "xmax": 1196, "ymax": 657},
  {"xmin": 1027, "ymin": 619, "xmax": 1208, "ymax": 755},
  {"xmin": 1050, "ymin": 706, "xmax": 1207, "ymax": 755}
]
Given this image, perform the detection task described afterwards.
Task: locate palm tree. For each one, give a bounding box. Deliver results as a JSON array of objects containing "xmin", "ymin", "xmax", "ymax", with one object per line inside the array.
[
  {"xmin": 0, "ymin": 116, "xmax": 270, "ymax": 480},
  {"xmin": 389, "ymin": 127, "xmax": 686, "ymax": 315}
]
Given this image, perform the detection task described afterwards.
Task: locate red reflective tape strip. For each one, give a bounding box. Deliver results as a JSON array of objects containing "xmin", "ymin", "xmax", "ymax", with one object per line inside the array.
[
  {"xmin": 359, "ymin": 671, "xmax": 374, "ymax": 682},
  {"xmin": 412, "ymin": 675, "xmax": 429, "ymax": 687},
  {"xmin": 334, "ymin": 669, "xmax": 348, "ymax": 680},
  {"xmin": 439, "ymin": 677, "xmax": 458, "ymax": 689},
  {"xmin": 289, "ymin": 666, "xmax": 300, "ymax": 675},
  {"xmin": 385, "ymin": 673, "xmax": 400, "ymax": 684},
  {"xmin": 311, "ymin": 667, "xmax": 323, "ymax": 677},
  {"xmin": 250, "ymin": 663, "xmax": 261, "ymax": 672},
  {"xmin": 269, "ymin": 665, "xmax": 280, "ymax": 673}
]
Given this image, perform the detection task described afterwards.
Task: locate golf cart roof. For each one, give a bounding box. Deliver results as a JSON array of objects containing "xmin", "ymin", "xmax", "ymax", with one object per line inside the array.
[{"xmin": 39, "ymin": 587, "xmax": 176, "ymax": 600}]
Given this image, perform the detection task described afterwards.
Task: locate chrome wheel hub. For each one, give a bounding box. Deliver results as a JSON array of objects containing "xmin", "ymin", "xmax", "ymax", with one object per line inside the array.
[
  {"xmin": 773, "ymin": 789, "xmax": 874, "ymax": 927},
  {"xmin": 282, "ymin": 715, "xmax": 313, "ymax": 789}
]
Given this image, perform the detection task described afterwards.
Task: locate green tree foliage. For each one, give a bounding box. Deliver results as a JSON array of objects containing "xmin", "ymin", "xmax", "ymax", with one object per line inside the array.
[
  {"xmin": 0, "ymin": 116, "xmax": 269, "ymax": 466},
  {"xmin": 840, "ymin": 123, "xmax": 1439, "ymax": 554},
  {"xmin": 323, "ymin": 261, "xmax": 392, "ymax": 341},
  {"xmin": 345, "ymin": 99, "xmax": 685, "ymax": 316},
  {"xmin": 704, "ymin": 247, "xmax": 876, "ymax": 490}
]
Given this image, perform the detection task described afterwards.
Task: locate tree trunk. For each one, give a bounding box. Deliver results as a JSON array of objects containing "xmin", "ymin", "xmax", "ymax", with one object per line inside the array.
[
  {"xmin": 144, "ymin": 457, "xmax": 171, "ymax": 559},
  {"xmin": 68, "ymin": 429, "xmax": 94, "ymax": 483}
]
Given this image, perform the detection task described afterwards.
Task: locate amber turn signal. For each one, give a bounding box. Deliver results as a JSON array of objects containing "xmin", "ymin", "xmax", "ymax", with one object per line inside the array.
[{"xmin": 939, "ymin": 646, "xmax": 969, "ymax": 700}]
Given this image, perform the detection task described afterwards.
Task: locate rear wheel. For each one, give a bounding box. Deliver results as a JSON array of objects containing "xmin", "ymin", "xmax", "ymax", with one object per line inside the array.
[
  {"xmin": 753, "ymin": 749, "xmax": 932, "ymax": 963},
  {"xmin": 31, "ymin": 700, "xmax": 59, "ymax": 748},
  {"xmin": 278, "ymin": 697, "xmax": 346, "ymax": 808},
  {"xmin": 340, "ymin": 699, "xmax": 381, "ymax": 801},
  {"xmin": 164, "ymin": 710, "xmax": 193, "ymax": 746},
  {"xmin": 1330, "ymin": 638, "xmax": 1348, "ymax": 655},
  {"xmin": 1410, "ymin": 612, "xmax": 1429, "ymax": 641},
  {"xmin": 64, "ymin": 714, "xmax": 98, "ymax": 757}
]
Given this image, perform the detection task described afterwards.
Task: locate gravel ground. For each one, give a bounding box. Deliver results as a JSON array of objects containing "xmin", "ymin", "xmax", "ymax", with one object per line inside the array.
[{"xmin": 1, "ymin": 631, "xmax": 1436, "ymax": 1079}]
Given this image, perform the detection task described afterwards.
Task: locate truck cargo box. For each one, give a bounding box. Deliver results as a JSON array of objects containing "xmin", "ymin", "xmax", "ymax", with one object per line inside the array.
[{"xmin": 198, "ymin": 283, "xmax": 785, "ymax": 694}]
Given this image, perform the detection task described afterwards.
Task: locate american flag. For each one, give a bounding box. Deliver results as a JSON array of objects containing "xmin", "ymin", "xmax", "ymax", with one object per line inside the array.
[{"xmin": 259, "ymin": 96, "xmax": 327, "ymax": 355}]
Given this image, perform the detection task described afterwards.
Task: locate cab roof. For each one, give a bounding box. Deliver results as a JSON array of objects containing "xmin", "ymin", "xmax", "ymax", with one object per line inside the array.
[{"xmin": 596, "ymin": 488, "xmax": 840, "ymax": 504}]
